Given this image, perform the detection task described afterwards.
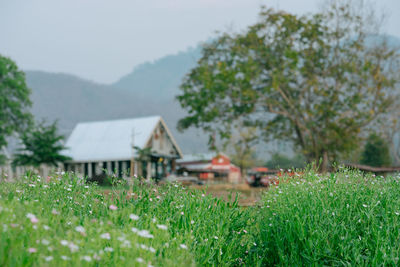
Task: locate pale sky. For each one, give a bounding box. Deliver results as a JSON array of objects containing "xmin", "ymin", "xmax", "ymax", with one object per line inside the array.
[{"xmin": 0, "ymin": 0, "xmax": 399, "ymax": 84}]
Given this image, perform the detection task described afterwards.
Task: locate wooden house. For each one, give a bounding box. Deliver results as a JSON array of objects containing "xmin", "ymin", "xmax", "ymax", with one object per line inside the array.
[{"xmin": 63, "ymin": 116, "xmax": 182, "ymax": 180}]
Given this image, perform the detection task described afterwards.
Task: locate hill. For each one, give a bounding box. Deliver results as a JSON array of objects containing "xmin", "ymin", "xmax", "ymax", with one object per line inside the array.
[{"xmin": 25, "ymin": 46, "xmax": 208, "ymax": 153}]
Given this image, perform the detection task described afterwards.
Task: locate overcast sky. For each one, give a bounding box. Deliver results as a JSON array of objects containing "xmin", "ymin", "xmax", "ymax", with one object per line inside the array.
[{"xmin": 0, "ymin": 0, "xmax": 399, "ymax": 84}]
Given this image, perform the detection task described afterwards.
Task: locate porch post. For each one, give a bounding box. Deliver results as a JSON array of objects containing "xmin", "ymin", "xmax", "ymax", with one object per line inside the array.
[{"xmin": 88, "ymin": 162, "xmax": 92, "ymax": 178}]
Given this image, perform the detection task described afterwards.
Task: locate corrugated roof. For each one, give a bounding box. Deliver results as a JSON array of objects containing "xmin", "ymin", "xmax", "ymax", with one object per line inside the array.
[
  {"xmin": 64, "ymin": 116, "xmax": 162, "ymax": 162},
  {"xmin": 177, "ymin": 153, "xmax": 216, "ymax": 163}
]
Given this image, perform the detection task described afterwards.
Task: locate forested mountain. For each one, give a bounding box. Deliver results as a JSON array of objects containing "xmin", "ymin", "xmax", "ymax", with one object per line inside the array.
[{"xmin": 25, "ymin": 46, "xmax": 207, "ymax": 154}]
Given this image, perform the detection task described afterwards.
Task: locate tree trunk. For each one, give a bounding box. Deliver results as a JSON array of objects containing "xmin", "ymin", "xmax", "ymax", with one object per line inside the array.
[{"xmin": 320, "ymin": 150, "xmax": 329, "ymax": 173}]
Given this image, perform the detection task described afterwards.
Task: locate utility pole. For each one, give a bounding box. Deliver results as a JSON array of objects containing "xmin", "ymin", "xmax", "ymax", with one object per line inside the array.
[
  {"xmin": 130, "ymin": 128, "xmax": 135, "ymax": 178},
  {"xmin": 130, "ymin": 128, "xmax": 141, "ymax": 179}
]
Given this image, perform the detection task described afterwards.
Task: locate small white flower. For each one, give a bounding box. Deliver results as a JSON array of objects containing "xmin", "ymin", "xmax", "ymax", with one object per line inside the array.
[
  {"xmin": 100, "ymin": 233, "xmax": 111, "ymax": 240},
  {"xmin": 129, "ymin": 214, "xmax": 139, "ymax": 221},
  {"xmin": 41, "ymin": 239, "xmax": 50, "ymax": 246},
  {"xmin": 60, "ymin": 240, "xmax": 68, "ymax": 246},
  {"xmin": 137, "ymin": 230, "xmax": 154, "ymax": 239},
  {"xmin": 44, "ymin": 256, "xmax": 53, "ymax": 262},
  {"xmin": 75, "ymin": 226, "xmax": 85, "ymax": 233},
  {"xmin": 131, "ymin": 227, "xmax": 138, "ymax": 233},
  {"xmin": 68, "ymin": 242, "xmax": 79, "ymax": 253},
  {"xmin": 43, "ymin": 225, "xmax": 50, "ymax": 230},
  {"xmin": 51, "ymin": 209, "xmax": 59, "ymax": 215},
  {"xmin": 362, "ymin": 204, "xmax": 368, "ymax": 208},
  {"xmin": 61, "ymin": 255, "xmax": 70, "ymax": 261},
  {"xmin": 136, "ymin": 257, "xmax": 144, "ymax": 263},
  {"xmin": 82, "ymin": 255, "xmax": 91, "ymax": 262},
  {"xmin": 104, "ymin": 247, "xmax": 114, "ymax": 252},
  {"xmin": 180, "ymin": 244, "xmax": 188, "ymax": 249},
  {"xmin": 157, "ymin": 224, "xmax": 168, "ymax": 230},
  {"xmin": 26, "ymin": 213, "xmax": 36, "ymax": 219}
]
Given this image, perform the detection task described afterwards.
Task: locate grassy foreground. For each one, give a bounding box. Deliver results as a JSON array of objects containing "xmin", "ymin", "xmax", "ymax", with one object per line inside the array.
[{"xmin": 1, "ymin": 168, "xmax": 400, "ymax": 266}]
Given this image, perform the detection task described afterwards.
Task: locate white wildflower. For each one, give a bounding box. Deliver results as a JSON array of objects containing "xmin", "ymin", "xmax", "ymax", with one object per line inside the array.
[
  {"xmin": 157, "ymin": 224, "xmax": 168, "ymax": 230},
  {"xmin": 100, "ymin": 233, "xmax": 111, "ymax": 240},
  {"xmin": 129, "ymin": 214, "xmax": 139, "ymax": 220},
  {"xmin": 68, "ymin": 242, "xmax": 79, "ymax": 253},
  {"xmin": 138, "ymin": 230, "xmax": 154, "ymax": 238},
  {"xmin": 44, "ymin": 256, "xmax": 53, "ymax": 262},
  {"xmin": 61, "ymin": 255, "xmax": 70, "ymax": 261},
  {"xmin": 82, "ymin": 256, "xmax": 91, "ymax": 262},
  {"xmin": 75, "ymin": 226, "xmax": 85, "ymax": 233},
  {"xmin": 104, "ymin": 247, "xmax": 114, "ymax": 252}
]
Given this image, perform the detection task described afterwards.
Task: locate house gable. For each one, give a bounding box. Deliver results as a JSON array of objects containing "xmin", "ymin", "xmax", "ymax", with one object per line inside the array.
[{"xmin": 145, "ymin": 118, "xmax": 183, "ymax": 159}]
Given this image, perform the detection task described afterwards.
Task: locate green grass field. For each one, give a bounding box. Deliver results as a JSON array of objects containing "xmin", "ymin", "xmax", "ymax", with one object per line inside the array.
[{"xmin": 1, "ymin": 168, "xmax": 400, "ymax": 266}]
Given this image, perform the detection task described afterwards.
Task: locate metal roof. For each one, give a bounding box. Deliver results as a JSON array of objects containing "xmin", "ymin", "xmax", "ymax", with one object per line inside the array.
[
  {"xmin": 63, "ymin": 116, "xmax": 181, "ymax": 162},
  {"xmin": 176, "ymin": 153, "xmax": 216, "ymax": 163}
]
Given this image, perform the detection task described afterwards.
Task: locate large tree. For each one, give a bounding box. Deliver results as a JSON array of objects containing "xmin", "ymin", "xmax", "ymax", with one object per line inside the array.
[
  {"xmin": 177, "ymin": 0, "xmax": 400, "ymax": 171},
  {"xmin": 13, "ymin": 121, "xmax": 71, "ymax": 167},
  {"xmin": 0, "ymin": 55, "xmax": 32, "ymax": 163}
]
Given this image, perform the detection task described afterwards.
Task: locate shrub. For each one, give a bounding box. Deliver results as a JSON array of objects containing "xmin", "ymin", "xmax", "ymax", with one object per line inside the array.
[{"xmin": 360, "ymin": 133, "xmax": 391, "ymax": 167}]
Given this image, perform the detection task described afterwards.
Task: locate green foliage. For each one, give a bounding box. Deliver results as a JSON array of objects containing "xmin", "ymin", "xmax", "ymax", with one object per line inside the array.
[
  {"xmin": 226, "ymin": 124, "xmax": 259, "ymax": 174},
  {"xmin": 134, "ymin": 145, "xmax": 152, "ymax": 161},
  {"xmin": 13, "ymin": 121, "xmax": 71, "ymax": 167},
  {"xmin": 177, "ymin": 2, "xmax": 400, "ymax": 171},
  {"xmin": 0, "ymin": 172, "xmax": 254, "ymax": 266},
  {"xmin": 2, "ymin": 169, "xmax": 400, "ymax": 265},
  {"xmin": 246, "ymin": 168, "xmax": 400, "ymax": 265},
  {"xmin": 265, "ymin": 153, "xmax": 306, "ymax": 169},
  {"xmin": 360, "ymin": 133, "xmax": 391, "ymax": 167},
  {"xmin": 0, "ymin": 55, "xmax": 32, "ymax": 161}
]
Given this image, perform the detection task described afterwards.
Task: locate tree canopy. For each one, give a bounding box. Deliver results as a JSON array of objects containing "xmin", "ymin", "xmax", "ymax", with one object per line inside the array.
[
  {"xmin": 13, "ymin": 121, "xmax": 71, "ymax": 167},
  {"xmin": 0, "ymin": 55, "xmax": 32, "ymax": 163},
  {"xmin": 177, "ymin": 1, "xmax": 400, "ymax": 171}
]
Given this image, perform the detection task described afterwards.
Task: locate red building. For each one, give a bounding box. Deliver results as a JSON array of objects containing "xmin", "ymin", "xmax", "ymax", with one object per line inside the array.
[{"xmin": 177, "ymin": 153, "xmax": 241, "ymax": 183}]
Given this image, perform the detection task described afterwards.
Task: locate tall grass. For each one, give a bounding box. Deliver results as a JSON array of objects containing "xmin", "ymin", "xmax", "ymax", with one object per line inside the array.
[
  {"xmin": 1, "ymin": 168, "xmax": 400, "ymax": 266},
  {"xmin": 250, "ymin": 168, "xmax": 400, "ymax": 266},
  {"xmin": 0, "ymin": 172, "xmax": 254, "ymax": 266}
]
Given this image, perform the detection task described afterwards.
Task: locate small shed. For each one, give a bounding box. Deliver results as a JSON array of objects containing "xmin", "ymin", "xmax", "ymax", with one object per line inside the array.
[
  {"xmin": 63, "ymin": 116, "xmax": 182, "ymax": 180},
  {"xmin": 177, "ymin": 153, "xmax": 241, "ymax": 183}
]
